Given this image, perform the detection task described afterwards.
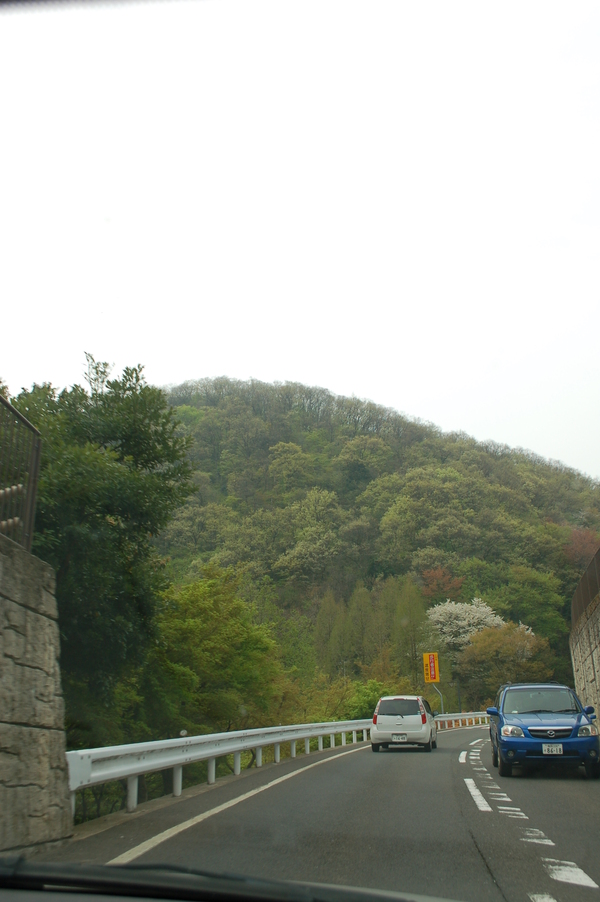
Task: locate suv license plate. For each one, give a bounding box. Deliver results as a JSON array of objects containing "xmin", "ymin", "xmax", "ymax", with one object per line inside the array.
[
  {"xmin": 542, "ymin": 743, "xmax": 563, "ymax": 755},
  {"xmin": 392, "ymin": 734, "xmax": 407, "ymax": 743}
]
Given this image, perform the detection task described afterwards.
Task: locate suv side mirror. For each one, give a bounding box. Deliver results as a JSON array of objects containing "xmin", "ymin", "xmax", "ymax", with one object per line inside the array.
[
  {"xmin": 486, "ymin": 707, "xmax": 499, "ymax": 717},
  {"xmin": 584, "ymin": 705, "xmax": 595, "ymax": 715}
]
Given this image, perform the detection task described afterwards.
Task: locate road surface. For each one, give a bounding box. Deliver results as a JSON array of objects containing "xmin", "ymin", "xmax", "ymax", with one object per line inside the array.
[{"xmin": 42, "ymin": 727, "xmax": 600, "ymax": 902}]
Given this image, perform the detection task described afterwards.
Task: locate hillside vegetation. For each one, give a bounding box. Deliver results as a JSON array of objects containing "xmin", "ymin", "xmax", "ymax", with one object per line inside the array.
[{"xmin": 160, "ymin": 377, "xmax": 600, "ymax": 689}]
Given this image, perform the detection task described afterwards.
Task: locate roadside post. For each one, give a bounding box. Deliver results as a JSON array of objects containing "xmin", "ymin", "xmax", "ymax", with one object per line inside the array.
[{"xmin": 423, "ymin": 652, "xmax": 444, "ymax": 714}]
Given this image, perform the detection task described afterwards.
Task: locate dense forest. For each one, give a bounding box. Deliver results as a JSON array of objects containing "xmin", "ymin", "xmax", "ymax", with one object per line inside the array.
[
  {"xmin": 160, "ymin": 377, "xmax": 600, "ymax": 685},
  {"xmin": 5, "ymin": 365, "xmax": 600, "ymax": 820}
]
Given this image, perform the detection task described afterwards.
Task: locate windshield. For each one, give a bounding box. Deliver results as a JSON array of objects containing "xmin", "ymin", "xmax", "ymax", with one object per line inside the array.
[
  {"xmin": 378, "ymin": 699, "xmax": 420, "ymax": 716},
  {"xmin": 1, "ymin": 2, "xmax": 600, "ymax": 902},
  {"xmin": 503, "ymin": 689, "xmax": 580, "ymax": 715}
]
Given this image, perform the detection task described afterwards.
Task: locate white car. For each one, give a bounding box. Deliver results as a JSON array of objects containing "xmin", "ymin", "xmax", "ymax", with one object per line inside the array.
[{"xmin": 371, "ymin": 695, "xmax": 438, "ymax": 752}]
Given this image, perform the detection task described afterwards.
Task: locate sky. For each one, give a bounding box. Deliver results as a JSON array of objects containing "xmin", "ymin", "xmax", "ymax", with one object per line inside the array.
[{"xmin": 1, "ymin": 0, "xmax": 599, "ymax": 478}]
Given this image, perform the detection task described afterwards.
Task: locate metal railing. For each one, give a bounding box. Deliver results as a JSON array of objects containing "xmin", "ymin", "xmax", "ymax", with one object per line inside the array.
[
  {"xmin": 571, "ymin": 546, "xmax": 600, "ymax": 630},
  {"xmin": 0, "ymin": 395, "xmax": 42, "ymax": 552},
  {"xmin": 66, "ymin": 712, "xmax": 490, "ymax": 818},
  {"xmin": 67, "ymin": 719, "xmax": 373, "ymax": 815}
]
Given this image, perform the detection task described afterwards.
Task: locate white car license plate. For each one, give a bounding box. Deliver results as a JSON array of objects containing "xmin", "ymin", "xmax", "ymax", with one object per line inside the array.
[
  {"xmin": 392, "ymin": 734, "xmax": 407, "ymax": 742},
  {"xmin": 542, "ymin": 743, "xmax": 563, "ymax": 755}
]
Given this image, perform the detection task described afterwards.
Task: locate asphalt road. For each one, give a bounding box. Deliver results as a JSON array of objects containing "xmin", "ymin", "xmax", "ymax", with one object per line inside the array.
[{"xmin": 42, "ymin": 727, "xmax": 600, "ymax": 902}]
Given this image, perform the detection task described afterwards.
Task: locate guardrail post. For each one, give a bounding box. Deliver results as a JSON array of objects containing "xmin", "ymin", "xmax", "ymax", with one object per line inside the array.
[
  {"xmin": 127, "ymin": 775, "xmax": 138, "ymax": 812},
  {"xmin": 341, "ymin": 732, "xmax": 346, "ymax": 746},
  {"xmin": 208, "ymin": 758, "xmax": 216, "ymax": 784},
  {"xmin": 352, "ymin": 730, "xmax": 357, "ymax": 744},
  {"xmin": 318, "ymin": 735, "xmax": 323, "ymax": 751},
  {"xmin": 71, "ymin": 791, "xmax": 76, "ymax": 819},
  {"xmin": 234, "ymin": 752, "xmax": 241, "ymax": 775},
  {"xmin": 290, "ymin": 740, "xmax": 296, "ymax": 758},
  {"xmin": 274, "ymin": 743, "xmax": 280, "ymax": 763},
  {"xmin": 173, "ymin": 765, "xmax": 182, "ymax": 796},
  {"xmin": 329, "ymin": 733, "xmax": 335, "ymax": 748},
  {"xmin": 305, "ymin": 738, "xmax": 310, "ymax": 755},
  {"xmin": 362, "ymin": 729, "xmax": 367, "ymax": 741},
  {"xmin": 256, "ymin": 747, "xmax": 262, "ymax": 767}
]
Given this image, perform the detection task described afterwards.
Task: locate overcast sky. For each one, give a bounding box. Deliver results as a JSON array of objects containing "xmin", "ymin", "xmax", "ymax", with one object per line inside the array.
[{"xmin": 1, "ymin": 0, "xmax": 599, "ymax": 478}]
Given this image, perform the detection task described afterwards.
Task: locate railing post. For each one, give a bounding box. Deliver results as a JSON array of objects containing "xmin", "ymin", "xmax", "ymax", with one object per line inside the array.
[
  {"xmin": 208, "ymin": 758, "xmax": 216, "ymax": 784},
  {"xmin": 329, "ymin": 733, "xmax": 335, "ymax": 749},
  {"xmin": 234, "ymin": 751, "xmax": 241, "ymax": 775},
  {"xmin": 274, "ymin": 743, "xmax": 280, "ymax": 763},
  {"xmin": 305, "ymin": 738, "xmax": 310, "ymax": 755},
  {"xmin": 127, "ymin": 775, "xmax": 138, "ymax": 812},
  {"xmin": 352, "ymin": 730, "xmax": 357, "ymax": 744},
  {"xmin": 290, "ymin": 740, "xmax": 296, "ymax": 758},
  {"xmin": 173, "ymin": 765, "xmax": 182, "ymax": 796},
  {"xmin": 341, "ymin": 732, "xmax": 346, "ymax": 746},
  {"xmin": 318, "ymin": 735, "xmax": 323, "ymax": 751},
  {"xmin": 256, "ymin": 747, "xmax": 262, "ymax": 767},
  {"xmin": 362, "ymin": 729, "xmax": 367, "ymax": 741}
]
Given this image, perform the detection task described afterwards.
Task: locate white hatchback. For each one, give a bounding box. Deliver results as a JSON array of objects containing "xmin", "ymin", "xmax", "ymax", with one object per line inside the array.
[{"xmin": 371, "ymin": 695, "xmax": 437, "ymax": 752}]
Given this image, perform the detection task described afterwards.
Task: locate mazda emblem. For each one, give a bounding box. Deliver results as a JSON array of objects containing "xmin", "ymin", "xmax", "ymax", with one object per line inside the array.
[{"xmin": 547, "ymin": 730, "xmax": 555, "ymax": 738}]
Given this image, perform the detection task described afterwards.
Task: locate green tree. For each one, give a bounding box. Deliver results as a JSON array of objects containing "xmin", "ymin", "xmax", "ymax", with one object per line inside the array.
[
  {"xmin": 13, "ymin": 360, "xmax": 192, "ymax": 715},
  {"xmin": 457, "ymin": 623, "xmax": 554, "ymax": 709}
]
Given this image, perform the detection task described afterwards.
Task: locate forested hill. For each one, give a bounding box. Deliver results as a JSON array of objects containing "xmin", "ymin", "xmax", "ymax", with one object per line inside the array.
[{"xmin": 161, "ymin": 377, "xmax": 600, "ymax": 680}]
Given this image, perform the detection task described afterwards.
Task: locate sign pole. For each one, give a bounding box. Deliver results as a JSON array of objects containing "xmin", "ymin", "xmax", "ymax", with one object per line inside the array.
[{"xmin": 431, "ymin": 683, "xmax": 444, "ymax": 714}]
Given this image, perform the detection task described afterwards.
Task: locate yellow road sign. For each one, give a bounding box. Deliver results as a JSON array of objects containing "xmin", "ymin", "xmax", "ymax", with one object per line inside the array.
[{"xmin": 423, "ymin": 652, "xmax": 439, "ymax": 683}]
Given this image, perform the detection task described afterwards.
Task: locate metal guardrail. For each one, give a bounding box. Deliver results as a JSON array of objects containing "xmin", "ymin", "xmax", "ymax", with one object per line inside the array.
[
  {"xmin": 571, "ymin": 546, "xmax": 600, "ymax": 630},
  {"xmin": 0, "ymin": 395, "xmax": 42, "ymax": 552},
  {"xmin": 66, "ymin": 712, "xmax": 490, "ymax": 817},
  {"xmin": 67, "ymin": 719, "xmax": 373, "ymax": 814},
  {"xmin": 434, "ymin": 712, "xmax": 489, "ymax": 730}
]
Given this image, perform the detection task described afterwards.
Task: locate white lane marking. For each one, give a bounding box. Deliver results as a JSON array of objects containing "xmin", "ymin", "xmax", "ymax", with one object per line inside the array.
[
  {"xmin": 521, "ymin": 828, "xmax": 555, "ymax": 846},
  {"xmin": 108, "ymin": 745, "xmax": 367, "ymax": 865},
  {"xmin": 542, "ymin": 859, "xmax": 599, "ymax": 888},
  {"xmin": 497, "ymin": 805, "xmax": 528, "ymax": 819},
  {"xmin": 459, "ymin": 751, "xmax": 467, "ymax": 763},
  {"xmin": 488, "ymin": 792, "xmax": 511, "ymax": 800},
  {"xmin": 470, "ymin": 738, "xmax": 484, "ymax": 745},
  {"xmin": 528, "ymin": 894, "xmax": 558, "ymax": 902},
  {"xmin": 473, "ymin": 767, "xmax": 488, "ymax": 771},
  {"xmin": 464, "ymin": 778, "xmax": 492, "ymax": 811}
]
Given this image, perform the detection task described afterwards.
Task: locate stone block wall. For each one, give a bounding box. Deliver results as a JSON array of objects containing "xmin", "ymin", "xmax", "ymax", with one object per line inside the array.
[
  {"xmin": 570, "ymin": 593, "xmax": 600, "ymax": 713},
  {"xmin": 0, "ymin": 533, "xmax": 72, "ymax": 853}
]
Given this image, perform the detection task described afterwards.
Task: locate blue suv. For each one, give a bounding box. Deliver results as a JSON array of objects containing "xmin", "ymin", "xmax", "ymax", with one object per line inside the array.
[{"xmin": 487, "ymin": 682, "xmax": 599, "ymax": 778}]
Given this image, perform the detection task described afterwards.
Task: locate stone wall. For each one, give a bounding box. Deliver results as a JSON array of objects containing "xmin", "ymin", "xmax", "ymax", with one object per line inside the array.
[
  {"xmin": 570, "ymin": 591, "xmax": 600, "ymax": 713},
  {"xmin": 0, "ymin": 533, "xmax": 72, "ymax": 853}
]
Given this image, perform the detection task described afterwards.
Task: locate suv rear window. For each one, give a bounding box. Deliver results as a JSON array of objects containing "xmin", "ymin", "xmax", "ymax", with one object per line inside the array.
[
  {"xmin": 503, "ymin": 688, "xmax": 579, "ymax": 715},
  {"xmin": 378, "ymin": 699, "xmax": 420, "ymax": 716}
]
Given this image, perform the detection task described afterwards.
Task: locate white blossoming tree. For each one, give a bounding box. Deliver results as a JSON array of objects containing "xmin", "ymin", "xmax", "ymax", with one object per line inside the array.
[{"xmin": 427, "ymin": 598, "xmax": 505, "ymax": 659}]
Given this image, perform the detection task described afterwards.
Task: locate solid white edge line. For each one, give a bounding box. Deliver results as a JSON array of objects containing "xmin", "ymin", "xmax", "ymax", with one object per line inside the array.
[
  {"xmin": 459, "ymin": 751, "xmax": 467, "ymax": 763},
  {"xmin": 464, "ymin": 778, "xmax": 492, "ymax": 811},
  {"xmin": 542, "ymin": 859, "xmax": 599, "ymax": 888},
  {"xmin": 470, "ymin": 738, "xmax": 484, "ymax": 745},
  {"xmin": 108, "ymin": 745, "xmax": 368, "ymax": 865},
  {"xmin": 528, "ymin": 894, "xmax": 558, "ymax": 902}
]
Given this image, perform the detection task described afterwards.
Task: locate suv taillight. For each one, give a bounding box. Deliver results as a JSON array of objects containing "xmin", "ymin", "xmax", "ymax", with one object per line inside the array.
[
  {"xmin": 418, "ymin": 699, "xmax": 427, "ymax": 724},
  {"xmin": 373, "ymin": 714, "xmax": 377, "ymax": 725}
]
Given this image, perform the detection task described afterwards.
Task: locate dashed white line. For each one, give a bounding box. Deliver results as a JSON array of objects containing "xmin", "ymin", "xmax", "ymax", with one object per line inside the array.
[
  {"xmin": 464, "ymin": 778, "xmax": 492, "ymax": 811},
  {"xmin": 459, "ymin": 751, "xmax": 467, "ymax": 763},
  {"xmin": 528, "ymin": 894, "xmax": 558, "ymax": 902},
  {"xmin": 521, "ymin": 828, "xmax": 554, "ymax": 846},
  {"xmin": 470, "ymin": 738, "xmax": 484, "ymax": 745},
  {"xmin": 542, "ymin": 859, "xmax": 599, "ymax": 888},
  {"xmin": 488, "ymin": 792, "xmax": 511, "ymax": 801},
  {"xmin": 497, "ymin": 805, "xmax": 528, "ymax": 819}
]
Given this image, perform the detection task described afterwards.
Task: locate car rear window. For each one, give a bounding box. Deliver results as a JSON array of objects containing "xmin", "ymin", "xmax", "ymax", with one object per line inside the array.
[
  {"xmin": 502, "ymin": 688, "xmax": 579, "ymax": 715},
  {"xmin": 378, "ymin": 699, "xmax": 420, "ymax": 716}
]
